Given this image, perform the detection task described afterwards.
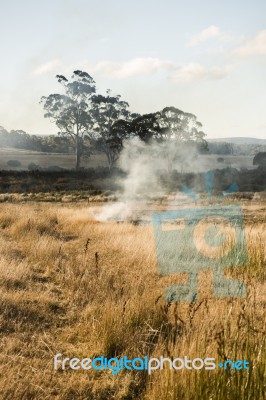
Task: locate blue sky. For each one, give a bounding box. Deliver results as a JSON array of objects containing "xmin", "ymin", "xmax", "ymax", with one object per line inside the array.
[{"xmin": 0, "ymin": 0, "xmax": 266, "ymax": 139}]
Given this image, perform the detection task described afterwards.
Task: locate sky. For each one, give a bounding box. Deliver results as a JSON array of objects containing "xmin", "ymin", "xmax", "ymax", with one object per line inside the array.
[{"xmin": 0, "ymin": 0, "xmax": 266, "ymax": 139}]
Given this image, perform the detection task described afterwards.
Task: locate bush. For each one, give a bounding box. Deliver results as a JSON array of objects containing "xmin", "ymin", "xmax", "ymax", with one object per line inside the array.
[
  {"xmin": 7, "ymin": 160, "xmax": 21, "ymax": 168},
  {"xmin": 253, "ymin": 152, "xmax": 266, "ymax": 167},
  {"xmin": 28, "ymin": 162, "xmax": 41, "ymax": 171}
]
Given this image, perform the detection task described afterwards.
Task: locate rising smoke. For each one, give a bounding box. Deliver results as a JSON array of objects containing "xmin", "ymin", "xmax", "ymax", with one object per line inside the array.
[{"xmin": 94, "ymin": 137, "xmax": 199, "ymax": 221}]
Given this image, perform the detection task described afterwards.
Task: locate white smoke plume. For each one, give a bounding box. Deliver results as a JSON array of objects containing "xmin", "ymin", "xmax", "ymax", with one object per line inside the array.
[{"xmin": 93, "ymin": 137, "xmax": 198, "ymax": 221}]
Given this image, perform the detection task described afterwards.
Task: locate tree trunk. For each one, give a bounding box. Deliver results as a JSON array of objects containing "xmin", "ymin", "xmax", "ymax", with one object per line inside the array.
[
  {"xmin": 75, "ymin": 135, "xmax": 81, "ymax": 170},
  {"xmin": 106, "ymin": 150, "xmax": 112, "ymax": 171}
]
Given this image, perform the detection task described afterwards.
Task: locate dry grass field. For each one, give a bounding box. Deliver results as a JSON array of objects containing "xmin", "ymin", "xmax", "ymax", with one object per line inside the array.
[{"xmin": 0, "ymin": 198, "xmax": 265, "ymax": 399}]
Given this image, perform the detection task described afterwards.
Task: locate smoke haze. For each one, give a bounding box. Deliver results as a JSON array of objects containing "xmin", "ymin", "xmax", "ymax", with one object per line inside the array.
[{"xmin": 94, "ymin": 137, "xmax": 199, "ymax": 221}]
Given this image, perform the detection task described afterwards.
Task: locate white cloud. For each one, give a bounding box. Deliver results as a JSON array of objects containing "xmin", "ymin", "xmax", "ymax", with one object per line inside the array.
[
  {"xmin": 171, "ymin": 63, "xmax": 231, "ymax": 82},
  {"xmin": 187, "ymin": 25, "xmax": 223, "ymax": 47},
  {"xmin": 82, "ymin": 58, "xmax": 230, "ymax": 82},
  {"xmin": 32, "ymin": 59, "xmax": 61, "ymax": 76},
  {"xmin": 233, "ymin": 30, "xmax": 266, "ymax": 57},
  {"xmin": 85, "ymin": 57, "xmax": 174, "ymax": 79},
  {"xmin": 36, "ymin": 57, "xmax": 230, "ymax": 83}
]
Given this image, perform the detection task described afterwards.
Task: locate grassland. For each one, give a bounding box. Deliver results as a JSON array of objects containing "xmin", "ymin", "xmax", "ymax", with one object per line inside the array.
[
  {"xmin": 0, "ymin": 147, "xmax": 108, "ymax": 170},
  {"xmin": 0, "ymin": 146, "xmax": 256, "ymax": 172},
  {"xmin": 0, "ymin": 198, "xmax": 265, "ymax": 399}
]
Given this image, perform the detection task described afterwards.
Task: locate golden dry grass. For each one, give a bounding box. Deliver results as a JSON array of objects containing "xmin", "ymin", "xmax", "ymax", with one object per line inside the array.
[{"xmin": 0, "ymin": 200, "xmax": 265, "ymax": 399}]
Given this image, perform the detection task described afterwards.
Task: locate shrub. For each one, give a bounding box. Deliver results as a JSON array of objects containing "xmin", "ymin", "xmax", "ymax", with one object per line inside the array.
[
  {"xmin": 253, "ymin": 152, "xmax": 266, "ymax": 167},
  {"xmin": 28, "ymin": 162, "xmax": 41, "ymax": 171},
  {"xmin": 7, "ymin": 160, "xmax": 21, "ymax": 168}
]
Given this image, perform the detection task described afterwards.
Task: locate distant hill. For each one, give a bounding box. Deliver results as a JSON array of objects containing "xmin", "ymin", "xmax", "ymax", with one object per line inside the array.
[{"xmin": 208, "ymin": 137, "xmax": 266, "ymax": 145}]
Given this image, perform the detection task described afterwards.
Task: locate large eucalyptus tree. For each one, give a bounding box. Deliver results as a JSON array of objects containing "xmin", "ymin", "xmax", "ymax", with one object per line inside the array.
[{"xmin": 40, "ymin": 70, "xmax": 96, "ymax": 169}]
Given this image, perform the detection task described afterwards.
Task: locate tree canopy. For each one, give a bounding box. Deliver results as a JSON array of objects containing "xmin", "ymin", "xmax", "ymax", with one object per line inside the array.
[
  {"xmin": 40, "ymin": 70, "xmax": 207, "ymax": 170},
  {"xmin": 90, "ymin": 90, "xmax": 139, "ymax": 168}
]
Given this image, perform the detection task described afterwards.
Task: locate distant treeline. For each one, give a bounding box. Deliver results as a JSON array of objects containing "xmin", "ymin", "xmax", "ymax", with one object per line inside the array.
[
  {"xmin": 0, "ymin": 126, "xmax": 72, "ymax": 153},
  {"xmin": 208, "ymin": 141, "xmax": 265, "ymax": 156},
  {"xmin": 0, "ymin": 126, "xmax": 264, "ymax": 157}
]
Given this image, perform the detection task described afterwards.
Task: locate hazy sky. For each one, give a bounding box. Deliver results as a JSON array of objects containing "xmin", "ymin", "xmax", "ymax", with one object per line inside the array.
[{"xmin": 0, "ymin": 0, "xmax": 266, "ymax": 139}]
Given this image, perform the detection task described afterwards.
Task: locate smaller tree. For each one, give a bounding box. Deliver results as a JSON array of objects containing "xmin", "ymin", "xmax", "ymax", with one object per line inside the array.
[
  {"xmin": 91, "ymin": 90, "xmax": 138, "ymax": 169},
  {"xmin": 40, "ymin": 70, "xmax": 96, "ymax": 169},
  {"xmin": 159, "ymin": 107, "xmax": 207, "ymax": 172},
  {"xmin": 158, "ymin": 107, "xmax": 206, "ymax": 144}
]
